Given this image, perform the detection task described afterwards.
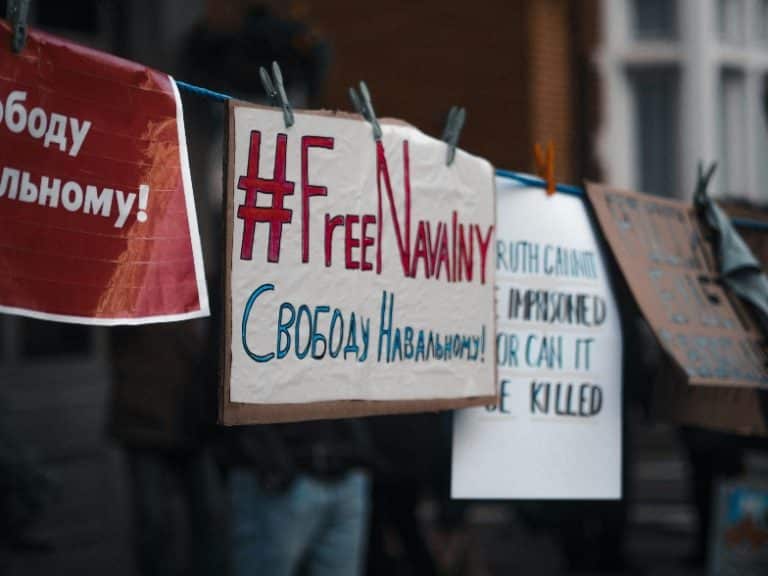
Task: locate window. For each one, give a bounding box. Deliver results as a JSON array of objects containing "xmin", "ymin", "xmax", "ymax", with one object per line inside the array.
[
  {"xmin": 598, "ymin": 0, "xmax": 768, "ymax": 201},
  {"xmin": 758, "ymin": 75, "xmax": 768, "ymax": 192},
  {"xmin": 719, "ymin": 69, "xmax": 748, "ymax": 196},
  {"xmin": 628, "ymin": 67, "xmax": 681, "ymax": 196},
  {"xmin": 757, "ymin": 0, "xmax": 768, "ymax": 44},
  {"xmin": 631, "ymin": 0, "xmax": 678, "ymax": 40},
  {"xmin": 719, "ymin": 0, "xmax": 747, "ymax": 45}
]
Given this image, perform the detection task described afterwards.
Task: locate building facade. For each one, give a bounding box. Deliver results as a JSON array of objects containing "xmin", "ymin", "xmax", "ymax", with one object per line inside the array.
[{"xmin": 596, "ymin": 0, "xmax": 768, "ymax": 200}]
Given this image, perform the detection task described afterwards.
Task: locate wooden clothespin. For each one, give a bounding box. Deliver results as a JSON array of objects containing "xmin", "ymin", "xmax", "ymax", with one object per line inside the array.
[{"xmin": 534, "ymin": 141, "xmax": 556, "ymax": 196}]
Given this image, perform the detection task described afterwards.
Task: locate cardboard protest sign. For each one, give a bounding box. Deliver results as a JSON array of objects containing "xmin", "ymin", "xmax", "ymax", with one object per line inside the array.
[
  {"xmin": 0, "ymin": 22, "xmax": 208, "ymax": 325},
  {"xmin": 222, "ymin": 101, "xmax": 496, "ymax": 424},
  {"xmin": 451, "ymin": 182, "xmax": 622, "ymax": 499},
  {"xmin": 648, "ymin": 200, "xmax": 768, "ymax": 436},
  {"xmin": 587, "ymin": 183, "xmax": 768, "ymax": 390},
  {"xmin": 652, "ymin": 357, "xmax": 767, "ymax": 436}
]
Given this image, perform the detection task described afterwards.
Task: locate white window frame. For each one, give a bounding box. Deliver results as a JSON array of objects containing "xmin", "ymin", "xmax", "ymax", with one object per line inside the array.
[{"xmin": 596, "ymin": 0, "xmax": 768, "ymax": 201}]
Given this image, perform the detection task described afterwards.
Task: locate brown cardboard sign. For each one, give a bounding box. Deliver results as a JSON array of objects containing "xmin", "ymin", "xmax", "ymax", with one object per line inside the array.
[
  {"xmin": 652, "ymin": 353, "xmax": 767, "ymax": 436},
  {"xmin": 220, "ymin": 100, "xmax": 497, "ymax": 425},
  {"xmin": 586, "ymin": 183, "xmax": 768, "ymax": 390}
]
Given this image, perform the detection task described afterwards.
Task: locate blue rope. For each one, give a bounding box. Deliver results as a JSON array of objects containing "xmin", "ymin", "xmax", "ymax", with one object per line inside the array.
[
  {"xmin": 176, "ymin": 80, "xmax": 231, "ymax": 102},
  {"xmin": 731, "ymin": 217, "xmax": 768, "ymax": 232},
  {"xmin": 174, "ymin": 79, "xmax": 768, "ymax": 234},
  {"xmin": 494, "ymin": 168, "xmax": 584, "ymax": 198}
]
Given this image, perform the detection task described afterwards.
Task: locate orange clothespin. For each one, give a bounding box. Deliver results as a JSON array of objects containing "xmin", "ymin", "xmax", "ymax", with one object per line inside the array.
[{"xmin": 534, "ymin": 141, "xmax": 556, "ymax": 196}]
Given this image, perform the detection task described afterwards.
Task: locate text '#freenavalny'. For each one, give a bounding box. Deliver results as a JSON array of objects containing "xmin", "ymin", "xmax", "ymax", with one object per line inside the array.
[
  {"xmin": 235, "ymin": 131, "xmax": 494, "ymax": 284},
  {"xmin": 241, "ymin": 284, "xmax": 487, "ymax": 364}
]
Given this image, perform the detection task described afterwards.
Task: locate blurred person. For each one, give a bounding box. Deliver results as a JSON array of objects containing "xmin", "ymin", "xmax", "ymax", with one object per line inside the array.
[
  {"xmin": 679, "ymin": 426, "xmax": 745, "ymax": 566},
  {"xmin": 679, "ymin": 197, "xmax": 768, "ymax": 567},
  {"xmin": 106, "ymin": 8, "xmax": 237, "ymax": 570},
  {"xmin": 518, "ymin": 272, "xmax": 647, "ymax": 572},
  {"xmin": 221, "ymin": 421, "xmax": 374, "ymax": 576},
  {"xmin": 366, "ymin": 413, "xmax": 444, "ymax": 576},
  {"xmin": 109, "ymin": 319, "xmax": 226, "ymax": 576},
  {"xmin": 0, "ymin": 420, "xmax": 55, "ymax": 556},
  {"xmin": 179, "ymin": 6, "xmax": 374, "ymax": 576}
]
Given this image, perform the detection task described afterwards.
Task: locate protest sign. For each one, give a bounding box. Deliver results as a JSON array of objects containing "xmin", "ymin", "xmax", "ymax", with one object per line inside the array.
[
  {"xmin": 710, "ymin": 478, "xmax": 768, "ymax": 575},
  {"xmin": 451, "ymin": 182, "xmax": 622, "ymax": 499},
  {"xmin": 221, "ymin": 101, "xmax": 497, "ymax": 424},
  {"xmin": 648, "ymin": 200, "xmax": 768, "ymax": 436},
  {"xmin": 652, "ymin": 357, "xmax": 767, "ymax": 435},
  {"xmin": 0, "ymin": 22, "xmax": 208, "ymax": 325},
  {"xmin": 586, "ymin": 183, "xmax": 768, "ymax": 390}
]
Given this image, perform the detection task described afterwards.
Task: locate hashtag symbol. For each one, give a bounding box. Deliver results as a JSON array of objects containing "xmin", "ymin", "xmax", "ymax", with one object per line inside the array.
[{"xmin": 237, "ymin": 131, "xmax": 295, "ymax": 262}]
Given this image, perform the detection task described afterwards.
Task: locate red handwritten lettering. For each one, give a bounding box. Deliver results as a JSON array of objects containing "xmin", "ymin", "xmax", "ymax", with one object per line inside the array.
[
  {"xmin": 301, "ymin": 136, "xmax": 334, "ymax": 263},
  {"xmin": 237, "ymin": 131, "xmax": 295, "ymax": 262},
  {"xmin": 324, "ymin": 214, "xmax": 344, "ymax": 267}
]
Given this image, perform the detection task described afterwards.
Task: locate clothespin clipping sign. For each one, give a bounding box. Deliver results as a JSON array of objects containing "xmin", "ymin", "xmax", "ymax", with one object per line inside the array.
[
  {"xmin": 695, "ymin": 160, "xmax": 718, "ymax": 201},
  {"xmin": 259, "ymin": 61, "xmax": 294, "ymax": 128},
  {"xmin": 442, "ymin": 106, "xmax": 466, "ymax": 166},
  {"xmin": 349, "ymin": 81, "xmax": 382, "ymax": 141},
  {"xmin": 534, "ymin": 141, "xmax": 556, "ymax": 196},
  {"xmin": 6, "ymin": 0, "xmax": 30, "ymax": 53}
]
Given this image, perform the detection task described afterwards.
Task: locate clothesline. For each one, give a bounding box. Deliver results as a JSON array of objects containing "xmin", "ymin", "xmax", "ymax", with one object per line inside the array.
[{"xmin": 174, "ymin": 80, "xmax": 768, "ymax": 234}]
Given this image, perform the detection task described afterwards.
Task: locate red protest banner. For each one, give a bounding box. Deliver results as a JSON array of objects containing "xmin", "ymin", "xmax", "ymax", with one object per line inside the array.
[{"xmin": 0, "ymin": 21, "xmax": 208, "ymax": 325}]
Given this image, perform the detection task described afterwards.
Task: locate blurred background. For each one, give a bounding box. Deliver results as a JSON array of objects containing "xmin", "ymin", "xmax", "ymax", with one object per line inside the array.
[{"xmin": 1, "ymin": 1, "xmax": 768, "ymax": 575}]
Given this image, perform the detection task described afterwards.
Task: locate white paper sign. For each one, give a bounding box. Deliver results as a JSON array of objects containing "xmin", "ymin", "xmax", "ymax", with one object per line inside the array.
[
  {"xmin": 226, "ymin": 104, "xmax": 496, "ymax": 410},
  {"xmin": 451, "ymin": 181, "xmax": 622, "ymax": 499}
]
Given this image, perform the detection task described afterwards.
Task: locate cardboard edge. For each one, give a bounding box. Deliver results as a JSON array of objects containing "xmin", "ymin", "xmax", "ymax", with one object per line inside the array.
[
  {"xmin": 219, "ymin": 99, "xmax": 236, "ymax": 425},
  {"xmin": 652, "ymin": 356, "xmax": 768, "ymax": 436},
  {"xmin": 220, "ymin": 394, "xmax": 496, "ymax": 426}
]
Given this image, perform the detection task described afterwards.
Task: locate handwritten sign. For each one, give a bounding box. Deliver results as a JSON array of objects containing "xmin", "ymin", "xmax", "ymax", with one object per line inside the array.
[
  {"xmin": 0, "ymin": 22, "xmax": 208, "ymax": 324},
  {"xmin": 452, "ymin": 182, "xmax": 622, "ymax": 499},
  {"xmin": 587, "ymin": 183, "xmax": 768, "ymax": 389},
  {"xmin": 221, "ymin": 102, "xmax": 496, "ymax": 424}
]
